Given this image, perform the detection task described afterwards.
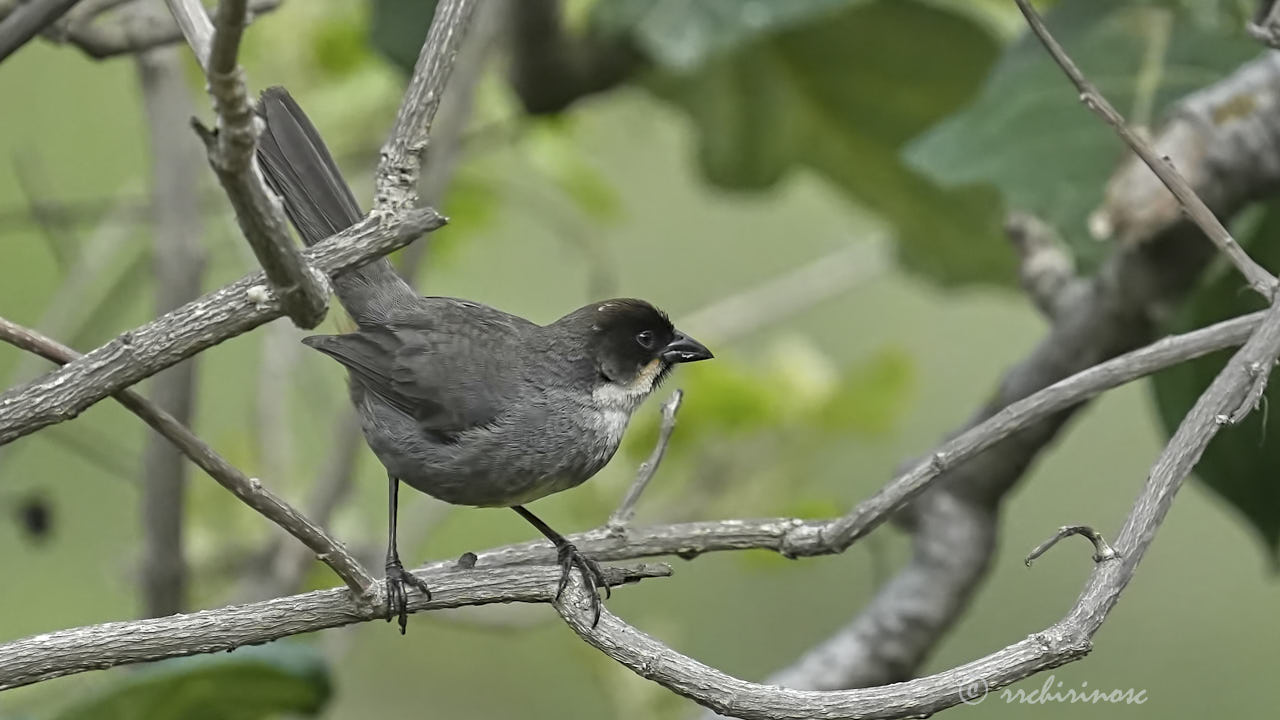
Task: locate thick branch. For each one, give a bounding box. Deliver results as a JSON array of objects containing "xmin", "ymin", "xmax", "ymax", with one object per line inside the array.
[
  {"xmin": 0, "ymin": 318, "xmax": 373, "ymax": 594},
  {"xmin": 0, "ymin": 563, "xmax": 668, "ymax": 691},
  {"xmin": 1015, "ymin": 0, "xmax": 1277, "ymax": 298},
  {"xmin": 0, "ymin": 207, "xmax": 444, "ymax": 447},
  {"xmin": 373, "ymin": 0, "xmax": 478, "ymax": 215}
]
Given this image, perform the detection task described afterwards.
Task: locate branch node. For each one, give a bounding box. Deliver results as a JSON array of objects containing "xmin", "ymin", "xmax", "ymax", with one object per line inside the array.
[{"xmin": 1025, "ymin": 525, "xmax": 1119, "ymax": 567}]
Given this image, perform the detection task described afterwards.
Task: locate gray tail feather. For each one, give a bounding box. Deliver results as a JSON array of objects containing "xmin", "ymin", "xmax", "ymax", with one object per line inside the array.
[{"xmin": 257, "ymin": 86, "xmax": 415, "ymax": 326}]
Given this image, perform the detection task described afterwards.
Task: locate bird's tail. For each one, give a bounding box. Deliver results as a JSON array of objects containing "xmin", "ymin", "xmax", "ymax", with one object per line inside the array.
[{"xmin": 256, "ymin": 86, "xmax": 415, "ymax": 327}]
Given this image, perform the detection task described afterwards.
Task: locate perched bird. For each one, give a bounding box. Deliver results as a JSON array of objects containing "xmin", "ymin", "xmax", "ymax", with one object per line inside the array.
[{"xmin": 256, "ymin": 87, "xmax": 713, "ymax": 632}]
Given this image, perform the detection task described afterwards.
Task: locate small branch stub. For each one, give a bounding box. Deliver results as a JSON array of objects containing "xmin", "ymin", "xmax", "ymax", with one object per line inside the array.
[{"xmin": 1026, "ymin": 525, "xmax": 1120, "ymax": 566}]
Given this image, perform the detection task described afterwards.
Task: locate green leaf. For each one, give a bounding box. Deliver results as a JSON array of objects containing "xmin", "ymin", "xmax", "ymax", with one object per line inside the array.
[
  {"xmin": 49, "ymin": 644, "xmax": 331, "ymax": 720},
  {"xmin": 643, "ymin": 0, "xmax": 1011, "ymax": 287},
  {"xmin": 906, "ymin": 0, "xmax": 1260, "ymax": 269},
  {"xmin": 369, "ymin": 0, "xmax": 438, "ymax": 73},
  {"xmin": 1149, "ymin": 202, "xmax": 1280, "ymax": 563}
]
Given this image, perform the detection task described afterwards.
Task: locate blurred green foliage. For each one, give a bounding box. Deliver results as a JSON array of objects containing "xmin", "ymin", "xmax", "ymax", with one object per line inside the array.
[{"xmin": 47, "ymin": 645, "xmax": 330, "ymax": 720}]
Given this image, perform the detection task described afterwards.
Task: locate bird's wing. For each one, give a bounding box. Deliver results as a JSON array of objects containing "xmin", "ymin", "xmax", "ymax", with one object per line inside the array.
[{"xmin": 305, "ymin": 298, "xmax": 533, "ymax": 433}]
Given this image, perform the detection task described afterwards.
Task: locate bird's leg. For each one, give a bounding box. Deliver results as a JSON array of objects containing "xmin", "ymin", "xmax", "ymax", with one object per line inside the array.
[
  {"xmin": 511, "ymin": 505, "xmax": 609, "ymax": 627},
  {"xmin": 385, "ymin": 473, "xmax": 431, "ymax": 634}
]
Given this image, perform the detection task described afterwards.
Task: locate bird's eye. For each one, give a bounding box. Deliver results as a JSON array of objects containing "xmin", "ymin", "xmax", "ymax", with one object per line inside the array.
[{"xmin": 635, "ymin": 330, "xmax": 656, "ymax": 349}]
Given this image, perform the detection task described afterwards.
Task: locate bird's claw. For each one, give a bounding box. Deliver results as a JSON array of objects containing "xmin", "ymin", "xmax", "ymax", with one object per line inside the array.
[
  {"xmin": 555, "ymin": 543, "xmax": 609, "ymax": 627},
  {"xmin": 385, "ymin": 559, "xmax": 431, "ymax": 635}
]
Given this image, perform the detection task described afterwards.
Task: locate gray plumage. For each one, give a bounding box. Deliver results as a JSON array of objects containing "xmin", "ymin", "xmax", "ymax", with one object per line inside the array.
[{"xmin": 256, "ymin": 86, "xmax": 712, "ymax": 630}]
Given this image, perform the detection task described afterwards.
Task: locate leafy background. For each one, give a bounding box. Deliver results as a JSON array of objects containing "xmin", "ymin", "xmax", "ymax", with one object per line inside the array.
[{"xmin": 2, "ymin": 0, "xmax": 1279, "ymax": 718}]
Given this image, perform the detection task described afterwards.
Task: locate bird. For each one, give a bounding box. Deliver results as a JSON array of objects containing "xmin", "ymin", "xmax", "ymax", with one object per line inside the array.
[{"xmin": 255, "ymin": 87, "xmax": 713, "ymax": 632}]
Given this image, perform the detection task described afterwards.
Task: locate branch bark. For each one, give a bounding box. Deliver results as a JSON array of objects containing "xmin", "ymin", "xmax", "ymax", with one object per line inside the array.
[
  {"xmin": 0, "ymin": 563, "xmax": 669, "ymax": 691},
  {"xmin": 0, "ymin": 206, "xmax": 443, "ymax": 447}
]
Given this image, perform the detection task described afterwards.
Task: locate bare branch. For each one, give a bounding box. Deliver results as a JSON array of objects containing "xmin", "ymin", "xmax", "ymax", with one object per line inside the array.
[
  {"xmin": 1025, "ymin": 525, "xmax": 1119, "ymax": 566},
  {"xmin": 0, "ymin": 206, "xmax": 444, "ymax": 447},
  {"xmin": 1015, "ymin": 0, "xmax": 1278, "ymax": 298},
  {"xmin": 608, "ymin": 389, "xmax": 683, "ymax": 530},
  {"xmin": 0, "ymin": 563, "xmax": 669, "ymax": 691},
  {"xmin": 135, "ymin": 44, "xmax": 206, "ymax": 617},
  {"xmin": 0, "ymin": 0, "xmax": 83, "ymax": 62},
  {"xmin": 167, "ymin": 0, "xmax": 329, "ymax": 328},
  {"xmin": 761, "ymin": 31, "xmax": 1280, "ymax": 700},
  {"xmin": 556, "ymin": 299, "xmax": 1280, "ymax": 720},
  {"xmin": 373, "ymin": 0, "xmax": 479, "ymax": 215},
  {"xmin": 3, "ymin": 304, "xmax": 1274, "ymax": 704},
  {"xmin": 0, "ymin": 318, "xmax": 374, "ymax": 595}
]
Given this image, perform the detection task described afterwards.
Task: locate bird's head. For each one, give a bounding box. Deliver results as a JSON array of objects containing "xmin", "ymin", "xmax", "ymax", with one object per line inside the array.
[{"xmin": 554, "ymin": 299, "xmax": 713, "ymax": 410}]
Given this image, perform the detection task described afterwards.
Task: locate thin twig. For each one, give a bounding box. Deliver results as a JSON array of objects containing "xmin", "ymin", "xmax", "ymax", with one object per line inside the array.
[
  {"xmin": 0, "ymin": 563, "xmax": 670, "ymax": 691},
  {"xmin": 0, "ymin": 0, "xmax": 83, "ymax": 62},
  {"xmin": 1025, "ymin": 525, "xmax": 1119, "ymax": 566},
  {"xmin": 373, "ymin": 0, "xmax": 479, "ymax": 215},
  {"xmin": 168, "ymin": 0, "xmax": 329, "ymax": 328},
  {"xmin": 0, "ymin": 318, "xmax": 374, "ymax": 595},
  {"xmin": 1014, "ymin": 0, "xmax": 1278, "ymax": 299},
  {"xmin": 0, "ymin": 206, "xmax": 444, "ymax": 447},
  {"xmin": 608, "ymin": 390, "xmax": 683, "ymax": 530},
  {"xmin": 259, "ymin": 410, "xmax": 362, "ymax": 599}
]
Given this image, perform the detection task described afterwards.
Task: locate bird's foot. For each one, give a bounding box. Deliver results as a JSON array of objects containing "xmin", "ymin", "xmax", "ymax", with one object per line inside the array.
[
  {"xmin": 384, "ymin": 558, "xmax": 431, "ymax": 635},
  {"xmin": 555, "ymin": 543, "xmax": 610, "ymax": 628}
]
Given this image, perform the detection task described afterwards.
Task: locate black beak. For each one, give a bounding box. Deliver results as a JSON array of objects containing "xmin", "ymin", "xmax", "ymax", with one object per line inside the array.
[{"xmin": 661, "ymin": 331, "xmax": 714, "ymax": 364}]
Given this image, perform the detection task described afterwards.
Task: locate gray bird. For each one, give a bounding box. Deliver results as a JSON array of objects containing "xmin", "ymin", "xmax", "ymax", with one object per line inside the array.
[{"xmin": 256, "ymin": 87, "xmax": 713, "ymax": 631}]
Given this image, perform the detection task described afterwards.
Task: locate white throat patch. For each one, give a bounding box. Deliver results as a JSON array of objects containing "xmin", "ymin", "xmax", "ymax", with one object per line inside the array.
[{"xmin": 592, "ymin": 358, "xmax": 664, "ymax": 411}]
